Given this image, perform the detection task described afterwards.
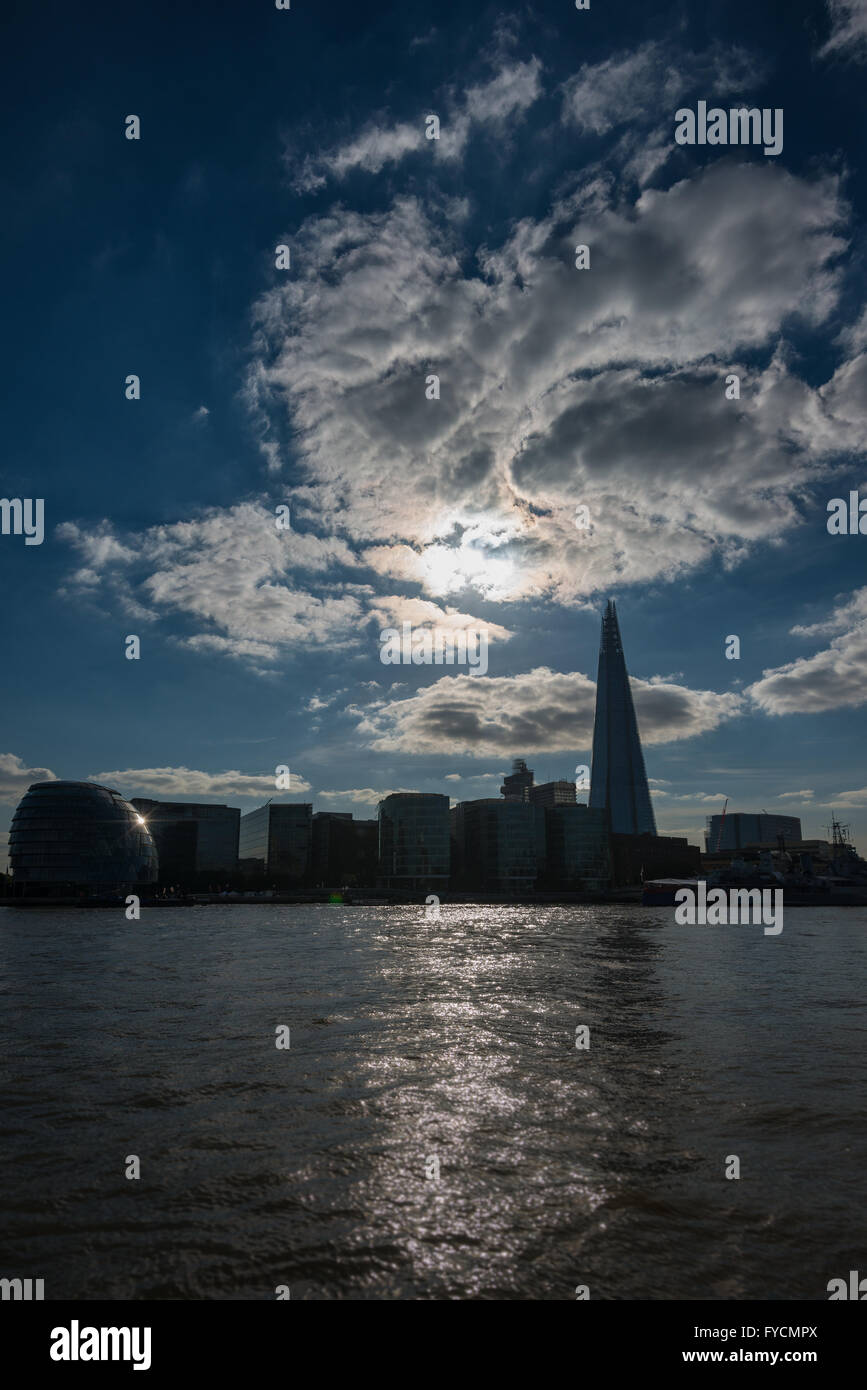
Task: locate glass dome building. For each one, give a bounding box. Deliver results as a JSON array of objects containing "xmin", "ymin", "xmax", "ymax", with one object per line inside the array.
[{"xmin": 9, "ymin": 781, "xmax": 158, "ymax": 897}]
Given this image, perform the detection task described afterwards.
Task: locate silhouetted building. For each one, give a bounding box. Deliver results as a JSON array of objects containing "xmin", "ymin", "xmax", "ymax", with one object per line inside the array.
[
  {"xmin": 452, "ymin": 798, "xmax": 540, "ymax": 893},
  {"xmin": 530, "ymin": 780, "xmax": 577, "ymax": 808},
  {"xmin": 540, "ymin": 804, "xmax": 610, "ymax": 890},
  {"xmin": 705, "ymin": 812, "xmax": 802, "ymax": 852},
  {"xmin": 610, "ymin": 832, "xmax": 699, "ymax": 886},
  {"xmin": 378, "ymin": 793, "xmax": 450, "ymax": 892},
  {"xmin": 500, "ymin": 758, "xmax": 534, "ymax": 803},
  {"xmin": 312, "ymin": 812, "xmax": 377, "ymax": 888},
  {"xmin": 239, "ymin": 803, "xmax": 312, "ymax": 881},
  {"xmin": 131, "ymin": 799, "xmax": 240, "ymax": 881},
  {"xmin": 10, "ymin": 781, "xmax": 158, "ymax": 897},
  {"xmin": 590, "ymin": 601, "xmax": 657, "ymax": 836}
]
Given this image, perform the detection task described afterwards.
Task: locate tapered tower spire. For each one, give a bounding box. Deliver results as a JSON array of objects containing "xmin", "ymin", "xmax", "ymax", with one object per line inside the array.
[{"xmin": 589, "ymin": 601, "xmax": 657, "ymax": 835}]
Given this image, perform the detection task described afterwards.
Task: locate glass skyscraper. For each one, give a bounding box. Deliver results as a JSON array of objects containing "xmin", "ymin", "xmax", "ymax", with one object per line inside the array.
[{"xmin": 589, "ymin": 601, "xmax": 657, "ymax": 836}]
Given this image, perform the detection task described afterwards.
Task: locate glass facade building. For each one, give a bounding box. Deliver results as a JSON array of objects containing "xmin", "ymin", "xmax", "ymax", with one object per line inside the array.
[
  {"xmin": 9, "ymin": 781, "xmax": 158, "ymax": 895},
  {"xmin": 311, "ymin": 813, "xmax": 377, "ymax": 889},
  {"xmin": 541, "ymin": 805, "xmax": 611, "ymax": 891},
  {"xmin": 130, "ymin": 799, "xmax": 239, "ymax": 880},
  {"xmin": 377, "ymin": 793, "xmax": 450, "ymax": 892},
  {"xmin": 589, "ymin": 600, "xmax": 657, "ymax": 836},
  {"xmin": 238, "ymin": 803, "xmax": 312, "ymax": 880},
  {"xmin": 451, "ymin": 798, "xmax": 540, "ymax": 893}
]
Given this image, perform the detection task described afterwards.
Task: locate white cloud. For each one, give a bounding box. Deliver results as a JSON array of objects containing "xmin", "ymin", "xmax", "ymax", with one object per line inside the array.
[
  {"xmin": 316, "ymin": 787, "xmax": 416, "ymax": 806},
  {"xmin": 819, "ymin": 0, "xmax": 867, "ymax": 60},
  {"xmin": 89, "ymin": 767, "xmax": 312, "ymax": 799},
  {"xmin": 0, "ymin": 753, "xmax": 57, "ymax": 805},
  {"xmin": 58, "ymin": 504, "xmax": 504, "ymax": 664},
  {"xmin": 818, "ymin": 787, "xmax": 867, "ymax": 808},
  {"xmin": 249, "ymin": 162, "xmax": 856, "ymax": 609},
  {"xmin": 748, "ymin": 588, "xmax": 867, "ymax": 714},
  {"xmin": 291, "ymin": 56, "xmax": 542, "ymax": 191},
  {"xmin": 60, "ymin": 503, "xmax": 369, "ymax": 661},
  {"xmin": 367, "ymin": 595, "xmax": 512, "ymax": 642},
  {"xmin": 560, "ymin": 41, "xmax": 764, "ymax": 189},
  {"xmin": 353, "ymin": 668, "xmax": 743, "ymax": 756}
]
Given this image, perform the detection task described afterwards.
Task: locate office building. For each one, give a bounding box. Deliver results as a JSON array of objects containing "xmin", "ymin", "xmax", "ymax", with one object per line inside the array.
[
  {"xmin": 312, "ymin": 812, "xmax": 377, "ymax": 888},
  {"xmin": 377, "ymin": 793, "xmax": 450, "ymax": 892},
  {"xmin": 610, "ymin": 832, "xmax": 700, "ymax": 886},
  {"xmin": 589, "ymin": 600, "xmax": 657, "ymax": 836},
  {"xmin": 239, "ymin": 803, "xmax": 312, "ymax": 881},
  {"xmin": 451, "ymin": 798, "xmax": 540, "ymax": 893},
  {"xmin": 131, "ymin": 799, "xmax": 240, "ymax": 880},
  {"xmin": 705, "ymin": 812, "xmax": 802, "ymax": 852},
  {"xmin": 500, "ymin": 758, "xmax": 534, "ymax": 803},
  {"xmin": 540, "ymin": 804, "xmax": 610, "ymax": 890},
  {"xmin": 9, "ymin": 781, "xmax": 158, "ymax": 896},
  {"xmin": 530, "ymin": 780, "xmax": 578, "ymax": 808}
]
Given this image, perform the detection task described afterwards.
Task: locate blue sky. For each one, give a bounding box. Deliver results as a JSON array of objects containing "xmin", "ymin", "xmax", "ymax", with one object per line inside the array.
[{"xmin": 2, "ymin": 0, "xmax": 867, "ymax": 865}]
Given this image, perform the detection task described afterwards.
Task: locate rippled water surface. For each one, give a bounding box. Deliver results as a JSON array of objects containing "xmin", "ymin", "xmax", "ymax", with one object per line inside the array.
[{"xmin": 1, "ymin": 903, "xmax": 866, "ymax": 1299}]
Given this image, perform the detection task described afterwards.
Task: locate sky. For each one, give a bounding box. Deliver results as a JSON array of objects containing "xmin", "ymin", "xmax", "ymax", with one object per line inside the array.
[{"xmin": 2, "ymin": 0, "xmax": 867, "ymax": 866}]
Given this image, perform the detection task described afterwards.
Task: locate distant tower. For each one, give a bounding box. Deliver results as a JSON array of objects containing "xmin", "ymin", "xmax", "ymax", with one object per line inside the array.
[
  {"xmin": 589, "ymin": 601, "xmax": 657, "ymax": 835},
  {"xmin": 500, "ymin": 758, "xmax": 534, "ymax": 802}
]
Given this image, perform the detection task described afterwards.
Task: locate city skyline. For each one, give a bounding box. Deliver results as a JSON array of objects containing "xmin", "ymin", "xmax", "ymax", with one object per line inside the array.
[{"xmin": 2, "ymin": 0, "xmax": 867, "ymax": 870}]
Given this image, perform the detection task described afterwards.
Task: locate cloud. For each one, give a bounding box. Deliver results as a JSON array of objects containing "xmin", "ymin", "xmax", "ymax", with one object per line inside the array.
[
  {"xmin": 0, "ymin": 753, "xmax": 57, "ymax": 805},
  {"xmin": 748, "ymin": 588, "xmax": 867, "ymax": 714},
  {"xmin": 249, "ymin": 161, "xmax": 855, "ymax": 608},
  {"xmin": 353, "ymin": 668, "xmax": 743, "ymax": 756},
  {"xmin": 818, "ymin": 787, "xmax": 867, "ymax": 808},
  {"xmin": 291, "ymin": 56, "xmax": 542, "ymax": 191},
  {"xmin": 60, "ymin": 503, "xmax": 369, "ymax": 661},
  {"xmin": 819, "ymin": 0, "xmax": 867, "ymax": 60},
  {"xmin": 560, "ymin": 40, "xmax": 763, "ymax": 139},
  {"xmin": 58, "ymin": 73, "xmax": 866, "ymax": 680},
  {"xmin": 778, "ymin": 789, "xmax": 815, "ymax": 800},
  {"xmin": 367, "ymin": 595, "xmax": 512, "ymax": 642},
  {"xmin": 88, "ymin": 767, "xmax": 312, "ymax": 799},
  {"xmin": 58, "ymin": 504, "xmax": 504, "ymax": 664},
  {"xmin": 316, "ymin": 787, "xmax": 416, "ymax": 806}
]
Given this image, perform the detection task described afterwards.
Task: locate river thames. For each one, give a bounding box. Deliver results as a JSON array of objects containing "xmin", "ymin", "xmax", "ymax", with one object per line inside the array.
[{"xmin": 1, "ymin": 903, "xmax": 865, "ymax": 1299}]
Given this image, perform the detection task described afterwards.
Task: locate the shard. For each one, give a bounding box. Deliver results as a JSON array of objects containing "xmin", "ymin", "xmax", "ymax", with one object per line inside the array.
[{"xmin": 589, "ymin": 600, "xmax": 657, "ymax": 836}]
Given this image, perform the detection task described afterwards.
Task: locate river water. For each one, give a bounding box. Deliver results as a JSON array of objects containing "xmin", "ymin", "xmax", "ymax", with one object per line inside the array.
[{"xmin": 1, "ymin": 903, "xmax": 865, "ymax": 1300}]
